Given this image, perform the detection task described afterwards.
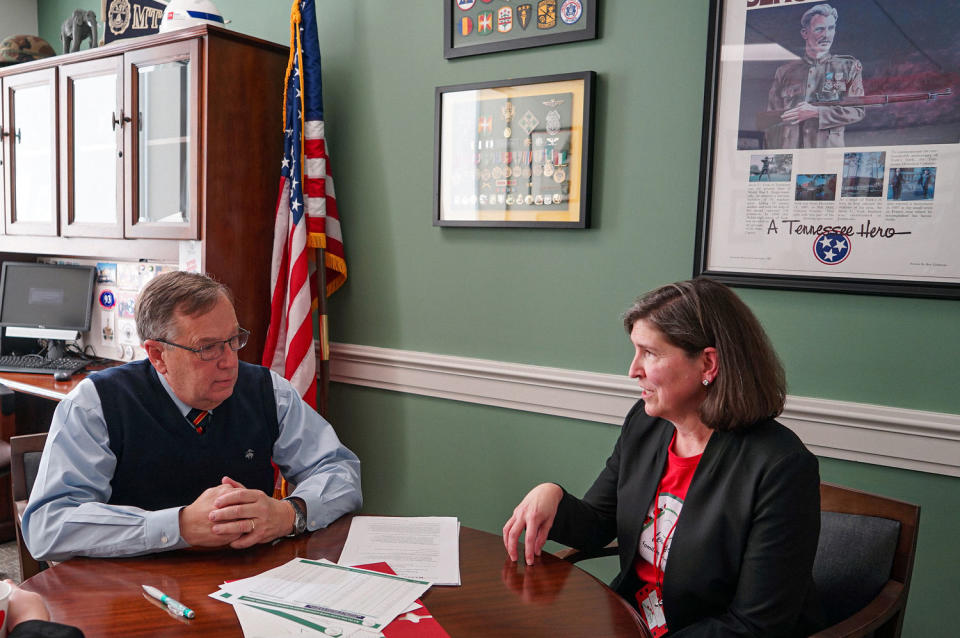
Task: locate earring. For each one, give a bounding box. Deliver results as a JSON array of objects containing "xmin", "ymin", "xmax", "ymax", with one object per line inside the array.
[{"xmin": 702, "ymin": 379, "xmax": 710, "ymax": 386}]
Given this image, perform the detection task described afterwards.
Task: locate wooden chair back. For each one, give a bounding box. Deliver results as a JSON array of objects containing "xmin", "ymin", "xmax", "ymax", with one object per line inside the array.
[
  {"xmin": 10, "ymin": 432, "xmax": 49, "ymax": 580},
  {"xmin": 811, "ymin": 482, "xmax": 920, "ymax": 638}
]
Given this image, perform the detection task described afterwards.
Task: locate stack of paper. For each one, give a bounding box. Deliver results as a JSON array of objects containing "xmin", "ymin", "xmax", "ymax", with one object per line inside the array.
[
  {"xmin": 211, "ymin": 558, "xmax": 431, "ymax": 637},
  {"xmin": 337, "ymin": 516, "xmax": 461, "ymax": 586}
]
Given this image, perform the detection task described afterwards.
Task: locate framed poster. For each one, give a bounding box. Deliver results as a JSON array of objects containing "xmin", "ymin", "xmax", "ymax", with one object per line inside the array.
[
  {"xmin": 433, "ymin": 71, "xmax": 596, "ymax": 228},
  {"xmin": 444, "ymin": 0, "xmax": 597, "ymax": 59},
  {"xmin": 696, "ymin": 0, "xmax": 960, "ymax": 298}
]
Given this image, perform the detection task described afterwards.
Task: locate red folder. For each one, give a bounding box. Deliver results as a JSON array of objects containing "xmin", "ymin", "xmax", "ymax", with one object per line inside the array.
[{"xmin": 352, "ymin": 562, "xmax": 451, "ymax": 638}]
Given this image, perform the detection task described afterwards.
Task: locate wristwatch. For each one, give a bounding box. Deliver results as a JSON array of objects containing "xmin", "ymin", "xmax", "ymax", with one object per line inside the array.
[{"xmin": 285, "ymin": 497, "xmax": 308, "ymax": 537}]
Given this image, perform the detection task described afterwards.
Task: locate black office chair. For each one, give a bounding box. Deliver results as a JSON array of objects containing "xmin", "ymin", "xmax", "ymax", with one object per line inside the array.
[
  {"xmin": 11, "ymin": 432, "xmax": 49, "ymax": 580},
  {"xmin": 810, "ymin": 483, "xmax": 920, "ymax": 638}
]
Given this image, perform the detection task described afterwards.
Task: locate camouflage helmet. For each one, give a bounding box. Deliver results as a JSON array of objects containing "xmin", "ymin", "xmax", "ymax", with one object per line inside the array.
[{"xmin": 0, "ymin": 35, "xmax": 56, "ymax": 67}]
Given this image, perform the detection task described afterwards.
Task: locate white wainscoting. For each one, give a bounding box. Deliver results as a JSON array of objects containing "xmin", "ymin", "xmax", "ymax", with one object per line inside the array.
[{"xmin": 329, "ymin": 343, "xmax": 960, "ymax": 477}]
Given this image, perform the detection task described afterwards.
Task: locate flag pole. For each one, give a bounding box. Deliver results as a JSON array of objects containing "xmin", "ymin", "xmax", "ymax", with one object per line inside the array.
[{"xmin": 316, "ymin": 246, "xmax": 329, "ymax": 418}]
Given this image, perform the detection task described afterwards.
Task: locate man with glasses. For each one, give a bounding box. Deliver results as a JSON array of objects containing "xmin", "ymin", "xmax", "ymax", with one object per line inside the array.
[{"xmin": 23, "ymin": 271, "xmax": 361, "ymax": 561}]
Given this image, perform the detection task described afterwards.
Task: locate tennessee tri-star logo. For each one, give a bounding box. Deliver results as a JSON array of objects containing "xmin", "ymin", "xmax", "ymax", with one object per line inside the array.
[{"xmin": 813, "ymin": 233, "xmax": 851, "ymax": 265}]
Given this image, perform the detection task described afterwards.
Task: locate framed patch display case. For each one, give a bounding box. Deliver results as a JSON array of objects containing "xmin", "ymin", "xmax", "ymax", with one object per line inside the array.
[
  {"xmin": 444, "ymin": 0, "xmax": 597, "ymax": 59},
  {"xmin": 433, "ymin": 71, "xmax": 596, "ymax": 228}
]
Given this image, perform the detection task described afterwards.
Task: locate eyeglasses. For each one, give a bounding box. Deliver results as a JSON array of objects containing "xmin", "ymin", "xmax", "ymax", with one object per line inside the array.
[{"xmin": 154, "ymin": 328, "xmax": 250, "ymax": 361}]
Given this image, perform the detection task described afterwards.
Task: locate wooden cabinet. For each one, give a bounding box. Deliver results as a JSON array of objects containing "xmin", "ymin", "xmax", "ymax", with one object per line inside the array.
[{"xmin": 0, "ymin": 26, "xmax": 288, "ymax": 363}]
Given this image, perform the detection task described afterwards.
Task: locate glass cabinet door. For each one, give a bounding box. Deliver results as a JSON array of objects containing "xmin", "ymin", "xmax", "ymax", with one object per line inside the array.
[
  {"xmin": 0, "ymin": 79, "xmax": 5, "ymax": 233},
  {"xmin": 60, "ymin": 57, "xmax": 124, "ymax": 237},
  {"xmin": 2, "ymin": 68, "xmax": 58, "ymax": 236},
  {"xmin": 124, "ymin": 40, "xmax": 200, "ymax": 239}
]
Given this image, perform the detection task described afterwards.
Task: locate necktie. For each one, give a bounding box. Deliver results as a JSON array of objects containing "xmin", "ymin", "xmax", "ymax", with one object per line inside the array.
[{"xmin": 186, "ymin": 408, "xmax": 210, "ymax": 435}]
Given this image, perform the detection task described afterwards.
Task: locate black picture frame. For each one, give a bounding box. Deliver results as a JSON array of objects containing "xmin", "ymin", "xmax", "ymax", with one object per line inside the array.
[
  {"xmin": 433, "ymin": 71, "xmax": 596, "ymax": 228},
  {"xmin": 444, "ymin": 0, "xmax": 597, "ymax": 60},
  {"xmin": 695, "ymin": 0, "xmax": 960, "ymax": 299}
]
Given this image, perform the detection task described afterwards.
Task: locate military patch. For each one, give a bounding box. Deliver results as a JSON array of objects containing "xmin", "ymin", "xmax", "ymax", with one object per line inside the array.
[
  {"xmin": 519, "ymin": 110, "xmax": 540, "ymax": 135},
  {"xmin": 478, "ymin": 11, "xmax": 494, "ymax": 34},
  {"xmin": 559, "ymin": 0, "xmax": 583, "ymax": 25},
  {"xmin": 478, "ymin": 116, "xmax": 492, "ymax": 134},
  {"xmin": 460, "ymin": 16, "xmax": 474, "ymax": 36},
  {"xmin": 517, "ymin": 4, "xmax": 533, "ymax": 29},
  {"xmin": 456, "ymin": 0, "xmax": 476, "ymax": 9},
  {"xmin": 497, "ymin": 7, "xmax": 513, "ymax": 33},
  {"xmin": 538, "ymin": 0, "xmax": 557, "ymax": 29}
]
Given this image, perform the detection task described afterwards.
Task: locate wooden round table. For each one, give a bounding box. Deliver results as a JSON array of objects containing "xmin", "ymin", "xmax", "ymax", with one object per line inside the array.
[{"xmin": 22, "ymin": 515, "xmax": 647, "ymax": 637}]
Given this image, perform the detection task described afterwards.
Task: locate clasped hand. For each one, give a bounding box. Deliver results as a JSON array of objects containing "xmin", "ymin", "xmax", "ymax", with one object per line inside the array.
[
  {"xmin": 502, "ymin": 483, "xmax": 563, "ymax": 566},
  {"xmin": 179, "ymin": 476, "xmax": 295, "ymax": 549}
]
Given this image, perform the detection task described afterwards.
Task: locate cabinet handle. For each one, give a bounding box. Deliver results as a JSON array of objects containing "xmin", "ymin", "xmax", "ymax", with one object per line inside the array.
[
  {"xmin": 111, "ymin": 111, "xmax": 132, "ymax": 130},
  {"xmin": 14, "ymin": 128, "xmax": 20, "ymax": 143}
]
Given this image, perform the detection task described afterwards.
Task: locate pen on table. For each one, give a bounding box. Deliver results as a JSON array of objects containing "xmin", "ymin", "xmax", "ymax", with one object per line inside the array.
[{"xmin": 142, "ymin": 585, "xmax": 195, "ymax": 619}]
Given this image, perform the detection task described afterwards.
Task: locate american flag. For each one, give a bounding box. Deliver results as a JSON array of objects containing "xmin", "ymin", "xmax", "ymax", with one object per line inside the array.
[{"xmin": 263, "ymin": 0, "xmax": 346, "ymax": 410}]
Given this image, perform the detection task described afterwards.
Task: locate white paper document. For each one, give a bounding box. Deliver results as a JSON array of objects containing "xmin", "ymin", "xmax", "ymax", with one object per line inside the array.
[
  {"xmin": 337, "ymin": 516, "xmax": 461, "ymax": 586},
  {"xmin": 233, "ymin": 602, "xmax": 358, "ymax": 637},
  {"xmin": 212, "ymin": 557, "xmax": 431, "ymax": 634}
]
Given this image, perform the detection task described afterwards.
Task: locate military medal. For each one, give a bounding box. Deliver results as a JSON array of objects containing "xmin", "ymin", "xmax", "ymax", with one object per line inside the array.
[{"xmin": 501, "ymin": 101, "xmax": 515, "ymax": 139}]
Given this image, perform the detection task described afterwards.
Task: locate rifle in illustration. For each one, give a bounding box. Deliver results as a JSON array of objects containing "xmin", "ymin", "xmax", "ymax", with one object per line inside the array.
[{"xmin": 756, "ymin": 88, "xmax": 952, "ymax": 131}]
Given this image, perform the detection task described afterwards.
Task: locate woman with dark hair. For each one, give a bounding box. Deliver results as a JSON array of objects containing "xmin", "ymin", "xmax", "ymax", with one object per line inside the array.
[{"xmin": 503, "ymin": 278, "xmax": 822, "ymax": 637}]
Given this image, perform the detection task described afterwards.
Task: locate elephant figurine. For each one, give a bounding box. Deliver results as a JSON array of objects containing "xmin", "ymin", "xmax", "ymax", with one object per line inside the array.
[{"xmin": 61, "ymin": 9, "xmax": 98, "ymax": 54}]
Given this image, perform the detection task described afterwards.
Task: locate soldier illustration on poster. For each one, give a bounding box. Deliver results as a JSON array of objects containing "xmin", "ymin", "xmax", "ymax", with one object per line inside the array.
[{"xmin": 736, "ymin": 0, "xmax": 958, "ymax": 150}]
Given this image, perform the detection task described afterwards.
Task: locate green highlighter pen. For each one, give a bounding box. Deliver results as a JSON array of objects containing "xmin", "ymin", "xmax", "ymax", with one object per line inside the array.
[{"xmin": 142, "ymin": 585, "xmax": 196, "ymax": 619}]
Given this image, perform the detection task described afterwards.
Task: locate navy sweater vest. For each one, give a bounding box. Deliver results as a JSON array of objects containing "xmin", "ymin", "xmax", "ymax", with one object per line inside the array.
[{"xmin": 91, "ymin": 359, "xmax": 278, "ymax": 511}]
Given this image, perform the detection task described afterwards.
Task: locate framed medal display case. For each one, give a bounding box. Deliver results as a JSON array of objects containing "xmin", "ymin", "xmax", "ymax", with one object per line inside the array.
[
  {"xmin": 444, "ymin": 0, "xmax": 597, "ymax": 59},
  {"xmin": 434, "ymin": 71, "xmax": 596, "ymax": 228}
]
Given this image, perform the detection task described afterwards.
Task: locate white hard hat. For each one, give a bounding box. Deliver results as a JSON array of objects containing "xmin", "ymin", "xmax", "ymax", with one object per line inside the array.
[{"xmin": 159, "ymin": 0, "xmax": 230, "ymax": 33}]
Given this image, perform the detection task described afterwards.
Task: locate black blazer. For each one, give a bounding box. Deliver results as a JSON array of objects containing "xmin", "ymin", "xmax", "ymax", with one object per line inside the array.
[{"xmin": 549, "ymin": 400, "xmax": 823, "ymax": 637}]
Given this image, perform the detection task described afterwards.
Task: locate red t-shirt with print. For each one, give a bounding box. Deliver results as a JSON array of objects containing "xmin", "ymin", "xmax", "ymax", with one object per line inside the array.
[{"xmin": 634, "ymin": 433, "xmax": 702, "ymax": 604}]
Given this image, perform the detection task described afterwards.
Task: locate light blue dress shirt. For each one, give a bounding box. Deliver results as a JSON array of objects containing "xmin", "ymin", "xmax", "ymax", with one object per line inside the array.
[{"xmin": 22, "ymin": 368, "xmax": 362, "ymax": 562}]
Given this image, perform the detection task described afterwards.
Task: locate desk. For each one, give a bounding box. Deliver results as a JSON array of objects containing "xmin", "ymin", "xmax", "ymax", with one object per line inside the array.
[
  {"xmin": 22, "ymin": 515, "xmax": 648, "ymax": 637},
  {"xmin": 0, "ymin": 369, "xmax": 93, "ymax": 438}
]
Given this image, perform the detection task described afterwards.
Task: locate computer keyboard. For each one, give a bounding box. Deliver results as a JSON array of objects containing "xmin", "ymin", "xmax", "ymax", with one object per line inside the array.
[{"xmin": 0, "ymin": 355, "xmax": 88, "ymax": 376}]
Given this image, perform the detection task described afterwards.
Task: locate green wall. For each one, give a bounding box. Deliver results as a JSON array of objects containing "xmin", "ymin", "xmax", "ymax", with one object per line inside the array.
[{"xmin": 36, "ymin": 1, "xmax": 959, "ymax": 635}]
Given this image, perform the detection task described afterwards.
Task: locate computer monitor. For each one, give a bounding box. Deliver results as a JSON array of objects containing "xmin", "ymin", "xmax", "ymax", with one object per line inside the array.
[{"xmin": 0, "ymin": 261, "xmax": 96, "ymax": 360}]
